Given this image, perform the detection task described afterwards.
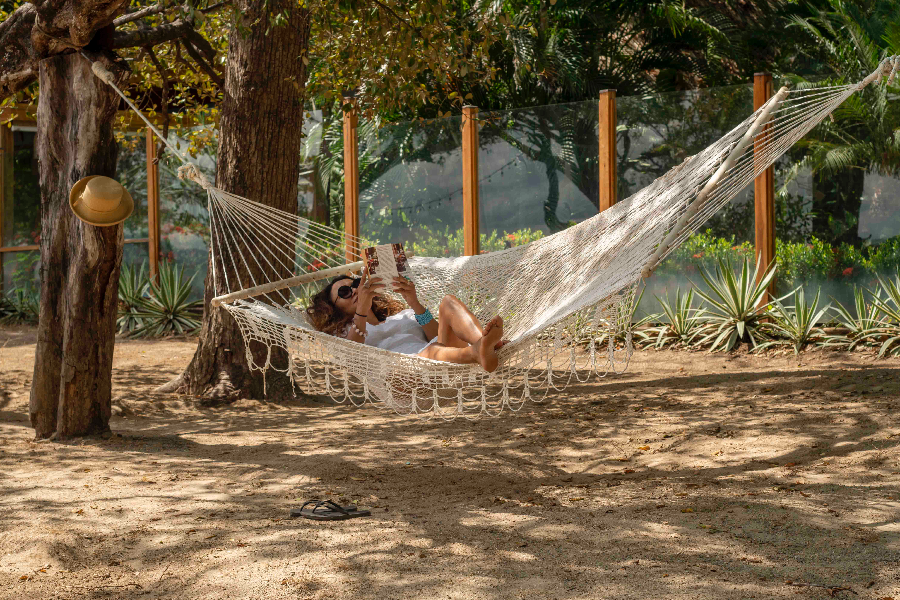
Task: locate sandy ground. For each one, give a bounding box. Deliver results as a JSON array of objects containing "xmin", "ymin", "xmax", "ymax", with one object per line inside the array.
[{"xmin": 1, "ymin": 324, "xmax": 899, "ymax": 600}]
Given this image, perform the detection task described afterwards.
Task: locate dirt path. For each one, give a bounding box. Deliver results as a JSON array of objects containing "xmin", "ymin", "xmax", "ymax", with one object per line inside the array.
[{"xmin": 1, "ymin": 325, "xmax": 899, "ymax": 599}]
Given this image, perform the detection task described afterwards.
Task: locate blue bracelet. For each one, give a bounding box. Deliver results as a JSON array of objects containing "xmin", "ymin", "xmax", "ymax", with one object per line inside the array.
[{"xmin": 415, "ymin": 308, "xmax": 434, "ymax": 326}]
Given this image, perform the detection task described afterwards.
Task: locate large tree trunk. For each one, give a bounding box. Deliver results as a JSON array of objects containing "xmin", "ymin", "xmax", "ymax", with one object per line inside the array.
[
  {"xmin": 170, "ymin": 0, "xmax": 310, "ymax": 403},
  {"xmin": 30, "ymin": 54, "xmax": 123, "ymax": 439}
]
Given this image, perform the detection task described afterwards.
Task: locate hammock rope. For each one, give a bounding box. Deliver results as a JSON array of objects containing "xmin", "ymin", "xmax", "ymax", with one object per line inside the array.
[{"xmin": 87, "ymin": 55, "xmax": 899, "ymax": 419}]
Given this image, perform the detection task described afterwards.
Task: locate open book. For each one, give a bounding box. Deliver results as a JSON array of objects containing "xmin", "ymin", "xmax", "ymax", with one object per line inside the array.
[{"xmin": 363, "ymin": 243, "xmax": 411, "ymax": 293}]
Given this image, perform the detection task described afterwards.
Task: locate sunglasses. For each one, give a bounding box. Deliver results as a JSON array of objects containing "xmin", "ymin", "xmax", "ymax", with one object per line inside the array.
[{"xmin": 335, "ymin": 278, "xmax": 361, "ymax": 300}]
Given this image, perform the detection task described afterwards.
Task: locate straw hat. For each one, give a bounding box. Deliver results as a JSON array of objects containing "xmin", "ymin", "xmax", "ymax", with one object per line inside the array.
[{"xmin": 69, "ymin": 175, "xmax": 134, "ymax": 226}]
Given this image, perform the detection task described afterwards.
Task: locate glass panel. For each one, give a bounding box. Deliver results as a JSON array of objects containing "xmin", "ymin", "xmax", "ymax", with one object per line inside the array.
[
  {"xmin": 358, "ymin": 115, "xmax": 465, "ymax": 257},
  {"xmin": 477, "ymin": 102, "xmax": 598, "ymax": 251},
  {"xmin": 158, "ymin": 129, "xmax": 215, "ymax": 300},
  {"xmin": 615, "ymin": 85, "xmax": 757, "ymax": 319},
  {"xmin": 770, "ymin": 76, "xmax": 900, "ymax": 306},
  {"xmin": 2, "ymin": 250, "xmax": 39, "ymax": 292},
  {"xmin": 123, "ymin": 241, "xmax": 150, "ymax": 270},
  {"xmin": 3, "ymin": 127, "xmax": 41, "ymax": 247},
  {"xmin": 117, "ymin": 132, "xmax": 149, "ymax": 239}
]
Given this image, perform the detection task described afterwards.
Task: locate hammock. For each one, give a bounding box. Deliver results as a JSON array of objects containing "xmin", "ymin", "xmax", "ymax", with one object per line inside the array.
[{"xmin": 91, "ymin": 56, "xmax": 900, "ymax": 419}]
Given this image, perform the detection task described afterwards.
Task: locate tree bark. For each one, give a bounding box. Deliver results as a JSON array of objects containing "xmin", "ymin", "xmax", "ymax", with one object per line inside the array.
[
  {"xmin": 30, "ymin": 53, "xmax": 123, "ymax": 439},
  {"xmin": 169, "ymin": 0, "xmax": 310, "ymax": 403}
]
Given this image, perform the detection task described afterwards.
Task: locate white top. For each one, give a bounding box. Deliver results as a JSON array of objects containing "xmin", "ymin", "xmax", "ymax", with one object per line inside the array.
[{"xmin": 346, "ymin": 309, "xmax": 436, "ymax": 355}]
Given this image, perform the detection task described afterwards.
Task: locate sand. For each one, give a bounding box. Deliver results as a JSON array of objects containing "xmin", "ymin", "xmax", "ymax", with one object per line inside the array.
[{"xmin": 1, "ymin": 324, "xmax": 899, "ymax": 599}]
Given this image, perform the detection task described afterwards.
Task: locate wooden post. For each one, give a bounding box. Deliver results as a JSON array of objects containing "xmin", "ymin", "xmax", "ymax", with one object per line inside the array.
[
  {"xmin": 753, "ymin": 73, "xmax": 776, "ymax": 303},
  {"xmin": 0, "ymin": 124, "xmax": 13, "ymax": 293},
  {"xmin": 462, "ymin": 105, "xmax": 480, "ymax": 256},
  {"xmin": 342, "ymin": 97, "xmax": 360, "ymax": 263},
  {"xmin": 146, "ymin": 127, "xmax": 161, "ymax": 280},
  {"xmin": 598, "ymin": 90, "xmax": 617, "ymax": 212}
]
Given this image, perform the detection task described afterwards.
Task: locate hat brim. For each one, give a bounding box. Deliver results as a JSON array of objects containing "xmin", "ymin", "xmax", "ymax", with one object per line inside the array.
[{"xmin": 69, "ymin": 175, "xmax": 135, "ymax": 227}]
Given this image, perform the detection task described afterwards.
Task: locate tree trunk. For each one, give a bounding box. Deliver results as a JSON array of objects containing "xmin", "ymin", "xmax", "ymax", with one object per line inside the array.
[
  {"xmin": 170, "ymin": 0, "xmax": 310, "ymax": 403},
  {"xmin": 30, "ymin": 54, "xmax": 123, "ymax": 439}
]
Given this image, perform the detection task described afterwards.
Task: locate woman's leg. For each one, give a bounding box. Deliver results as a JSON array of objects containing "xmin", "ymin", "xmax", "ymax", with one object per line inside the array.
[
  {"xmin": 437, "ymin": 295, "xmax": 484, "ymax": 348},
  {"xmin": 419, "ymin": 320, "xmax": 504, "ymax": 372}
]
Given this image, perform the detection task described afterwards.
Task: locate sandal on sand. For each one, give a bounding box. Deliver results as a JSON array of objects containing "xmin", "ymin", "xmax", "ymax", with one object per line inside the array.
[{"xmin": 290, "ymin": 500, "xmax": 371, "ymax": 521}]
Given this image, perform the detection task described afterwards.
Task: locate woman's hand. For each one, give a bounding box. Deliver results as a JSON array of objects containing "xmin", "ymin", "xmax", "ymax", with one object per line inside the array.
[
  {"xmin": 356, "ymin": 268, "xmax": 383, "ymax": 315},
  {"xmin": 393, "ymin": 276, "xmax": 423, "ymax": 312}
]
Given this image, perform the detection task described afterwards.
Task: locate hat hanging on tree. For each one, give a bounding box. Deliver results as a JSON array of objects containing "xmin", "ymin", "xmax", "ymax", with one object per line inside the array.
[{"xmin": 69, "ymin": 175, "xmax": 134, "ymax": 226}]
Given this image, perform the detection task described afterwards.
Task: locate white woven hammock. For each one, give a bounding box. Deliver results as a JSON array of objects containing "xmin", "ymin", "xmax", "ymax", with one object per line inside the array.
[{"xmin": 93, "ymin": 56, "xmax": 899, "ymax": 419}]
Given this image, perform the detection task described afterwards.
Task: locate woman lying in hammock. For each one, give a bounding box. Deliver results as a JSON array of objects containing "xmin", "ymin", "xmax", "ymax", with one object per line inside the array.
[{"xmin": 306, "ymin": 268, "xmax": 507, "ymax": 372}]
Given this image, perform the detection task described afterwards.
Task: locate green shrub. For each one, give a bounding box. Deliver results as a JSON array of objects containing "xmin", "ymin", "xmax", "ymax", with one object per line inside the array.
[
  {"xmin": 0, "ymin": 288, "xmax": 39, "ymax": 325},
  {"xmin": 693, "ymin": 256, "xmax": 777, "ymax": 352},
  {"xmin": 659, "ymin": 230, "xmax": 754, "ymax": 277},
  {"xmin": 118, "ymin": 262, "xmax": 151, "ymax": 334},
  {"xmin": 131, "ymin": 262, "xmax": 203, "ymax": 337},
  {"xmin": 864, "ymin": 237, "xmax": 900, "ymax": 276},
  {"xmin": 757, "ymin": 287, "xmax": 830, "ymax": 354},
  {"xmin": 776, "ymin": 237, "xmax": 866, "ymax": 290},
  {"xmin": 407, "ymin": 225, "xmax": 544, "ymax": 257}
]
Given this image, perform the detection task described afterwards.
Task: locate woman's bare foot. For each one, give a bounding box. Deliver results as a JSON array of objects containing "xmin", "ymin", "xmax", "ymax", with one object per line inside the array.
[
  {"xmin": 475, "ymin": 316, "xmax": 504, "ymax": 372},
  {"xmin": 484, "ymin": 316, "xmax": 510, "ymax": 351}
]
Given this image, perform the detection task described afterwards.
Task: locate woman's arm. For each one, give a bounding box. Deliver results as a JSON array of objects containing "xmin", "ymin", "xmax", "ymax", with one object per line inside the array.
[
  {"xmin": 394, "ymin": 276, "xmax": 439, "ymax": 340},
  {"xmin": 345, "ymin": 314, "xmax": 368, "ymax": 343}
]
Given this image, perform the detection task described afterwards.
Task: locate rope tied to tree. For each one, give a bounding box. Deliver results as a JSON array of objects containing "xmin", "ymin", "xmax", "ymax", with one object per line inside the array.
[{"xmin": 177, "ymin": 163, "xmax": 213, "ymax": 189}]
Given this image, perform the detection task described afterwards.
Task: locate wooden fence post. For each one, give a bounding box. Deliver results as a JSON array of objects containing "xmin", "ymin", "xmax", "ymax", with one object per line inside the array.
[
  {"xmin": 342, "ymin": 97, "xmax": 360, "ymax": 263},
  {"xmin": 598, "ymin": 90, "xmax": 617, "ymax": 212},
  {"xmin": 462, "ymin": 105, "xmax": 480, "ymax": 256},
  {"xmin": 0, "ymin": 125, "xmax": 8, "ymax": 292},
  {"xmin": 754, "ymin": 72, "xmax": 776, "ymax": 303},
  {"xmin": 146, "ymin": 127, "xmax": 160, "ymax": 281}
]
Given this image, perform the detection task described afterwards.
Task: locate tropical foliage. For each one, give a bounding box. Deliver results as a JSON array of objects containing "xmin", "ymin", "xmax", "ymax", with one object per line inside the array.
[
  {"xmin": 131, "ymin": 262, "xmax": 203, "ymax": 337},
  {"xmin": 647, "ymin": 289, "xmax": 707, "ymax": 349},
  {"xmin": 693, "ymin": 257, "xmax": 778, "ymax": 352},
  {"xmin": 0, "ymin": 288, "xmax": 39, "ymax": 325},
  {"xmin": 757, "ymin": 287, "xmax": 830, "ymax": 354},
  {"xmin": 117, "ymin": 262, "xmax": 151, "ymax": 334}
]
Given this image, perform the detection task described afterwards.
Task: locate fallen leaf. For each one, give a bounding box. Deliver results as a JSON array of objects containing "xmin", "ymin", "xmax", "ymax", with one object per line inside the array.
[{"xmin": 681, "ymin": 508, "xmax": 694, "ymax": 513}]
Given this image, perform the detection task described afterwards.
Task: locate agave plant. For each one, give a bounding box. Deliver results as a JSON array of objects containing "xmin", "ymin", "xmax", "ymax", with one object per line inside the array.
[
  {"xmin": 132, "ymin": 262, "xmax": 202, "ymax": 337},
  {"xmin": 756, "ymin": 287, "xmax": 831, "ymax": 355},
  {"xmin": 117, "ymin": 261, "xmax": 150, "ymax": 334},
  {"xmin": 823, "ymin": 286, "xmax": 884, "ymax": 350},
  {"xmin": 860, "ymin": 273, "xmax": 900, "ymax": 357},
  {"xmin": 648, "ymin": 288, "xmax": 708, "ymax": 349},
  {"xmin": 0, "ymin": 288, "xmax": 39, "ymax": 325},
  {"xmin": 594, "ymin": 288, "xmax": 660, "ymax": 348},
  {"xmin": 693, "ymin": 257, "xmax": 779, "ymax": 352}
]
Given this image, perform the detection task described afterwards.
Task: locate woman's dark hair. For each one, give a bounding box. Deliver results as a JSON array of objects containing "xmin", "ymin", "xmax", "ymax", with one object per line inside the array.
[{"xmin": 306, "ymin": 275, "xmax": 403, "ymax": 336}]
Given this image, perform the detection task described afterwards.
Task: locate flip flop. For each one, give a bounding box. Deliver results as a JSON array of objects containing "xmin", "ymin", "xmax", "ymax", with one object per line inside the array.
[
  {"xmin": 289, "ymin": 503, "xmax": 357, "ymax": 517},
  {"xmin": 290, "ymin": 500, "xmax": 371, "ymax": 521}
]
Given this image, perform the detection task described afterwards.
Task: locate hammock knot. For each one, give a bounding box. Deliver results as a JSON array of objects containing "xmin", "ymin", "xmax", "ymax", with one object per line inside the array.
[{"xmin": 177, "ymin": 163, "xmax": 212, "ymax": 189}]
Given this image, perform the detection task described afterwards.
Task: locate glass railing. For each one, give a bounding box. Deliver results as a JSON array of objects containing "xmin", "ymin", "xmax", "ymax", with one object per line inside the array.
[
  {"xmin": 358, "ymin": 115, "xmax": 465, "ymax": 257},
  {"xmin": 476, "ymin": 101, "xmax": 598, "ymax": 251},
  {"xmin": 617, "ymin": 85, "xmax": 757, "ymax": 318}
]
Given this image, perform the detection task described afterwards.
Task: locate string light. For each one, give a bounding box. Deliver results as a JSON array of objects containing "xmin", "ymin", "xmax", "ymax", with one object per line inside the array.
[{"xmin": 372, "ymin": 154, "xmax": 525, "ymax": 216}]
